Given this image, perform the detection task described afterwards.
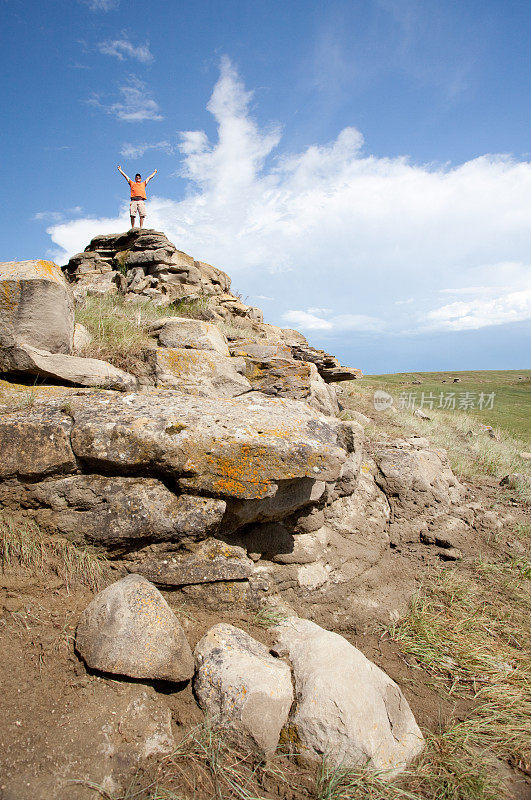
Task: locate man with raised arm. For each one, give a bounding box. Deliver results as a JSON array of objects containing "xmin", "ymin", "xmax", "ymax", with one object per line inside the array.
[{"xmin": 117, "ymin": 165, "xmax": 158, "ymax": 229}]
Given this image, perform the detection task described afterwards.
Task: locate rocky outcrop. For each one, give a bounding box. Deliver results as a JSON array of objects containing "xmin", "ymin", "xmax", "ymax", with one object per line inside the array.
[
  {"xmin": 272, "ymin": 618, "xmax": 424, "ymax": 775},
  {"xmin": 0, "ymin": 390, "xmax": 352, "ymax": 555},
  {"xmin": 194, "ymin": 623, "xmax": 293, "ymax": 757},
  {"xmin": 75, "ymin": 574, "xmax": 194, "ymax": 681},
  {"xmin": 291, "ymin": 342, "xmax": 362, "ymax": 383}
]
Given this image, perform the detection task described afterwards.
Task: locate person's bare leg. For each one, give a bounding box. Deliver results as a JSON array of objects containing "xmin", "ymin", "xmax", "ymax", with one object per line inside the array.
[
  {"xmin": 139, "ymin": 216, "xmax": 145, "ymax": 229},
  {"xmin": 130, "ymin": 216, "xmax": 135, "ymax": 228}
]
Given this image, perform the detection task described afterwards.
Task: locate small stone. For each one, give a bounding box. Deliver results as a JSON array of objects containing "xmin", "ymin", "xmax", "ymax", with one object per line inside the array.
[{"xmin": 438, "ymin": 547, "xmax": 462, "ymax": 561}]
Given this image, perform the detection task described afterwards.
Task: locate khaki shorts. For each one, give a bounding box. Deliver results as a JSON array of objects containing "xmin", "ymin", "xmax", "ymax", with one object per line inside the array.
[{"xmin": 130, "ymin": 200, "xmax": 146, "ymax": 218}]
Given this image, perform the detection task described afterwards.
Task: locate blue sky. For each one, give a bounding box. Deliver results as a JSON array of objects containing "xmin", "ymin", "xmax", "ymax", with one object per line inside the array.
[{"xmin": 2, "ymin": 0, "xmax": 530, "ymax": 374}]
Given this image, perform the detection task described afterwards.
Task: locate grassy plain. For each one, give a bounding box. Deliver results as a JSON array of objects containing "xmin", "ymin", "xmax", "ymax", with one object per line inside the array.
[{"xmin": 354, "ymin": 370, "xmax": 531, "ymax": 442}]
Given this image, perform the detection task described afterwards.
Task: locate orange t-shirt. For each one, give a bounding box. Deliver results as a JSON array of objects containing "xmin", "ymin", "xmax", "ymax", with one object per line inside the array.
[{"xmin": 129, "ymin": 180, "xmax": 147, "ymax": 200}]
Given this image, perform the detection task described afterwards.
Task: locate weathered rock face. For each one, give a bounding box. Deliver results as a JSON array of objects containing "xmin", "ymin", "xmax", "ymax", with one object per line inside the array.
[
  {"xmin": 142, "ymin": 347, "xmax": 251, "ymax": 397},
  {"xmin": 133, "ymin": 539, "xmax": 254, "ymax": 586},
  {"xmin": 373, "ymin": 436, "xmax": 463, "ymax": 519},
  {"xmin": 149, "ymin": 317, "xmax": 230, "ymax": 355},
  {"xmin": 194, "ymin": 623, "xmax": 293, "ymax": 757},
  {"xmin": 64, "ymin": 229, "xmax": 359, "ymax": 387},
  {"xmin": 76, "ymin": 574, "xmax": 194, "ymax": 681},
  {"xmin": 0, "ymin": 476, "xmax": 226, "ymax": 549},
  {"xmin": 0, "ymin": 260, "xmax": 137, "ymax": 390},
  {"xmin": 272, "ymin": 618, "xmax": 424, "ymax": 775},
  {"xmin": 0, "ymin": 260, "xmax": 74, "ymax": 358},
  {"xmin": 64, "ymin": 391, "xmax": 349, "ymax": 500},
  {"xmin": 0, "ymin": 389, "xmax": 351, "ymax": 553},
  {"xmin": 65, "ymin": 229, "xmax": 233, "ymax": 306}
]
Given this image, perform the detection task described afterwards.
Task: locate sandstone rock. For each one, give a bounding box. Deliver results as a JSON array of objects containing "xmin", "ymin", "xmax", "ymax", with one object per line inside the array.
[
  {"xmin": 290, "ymin": 343, "xmax": 361, "ymax": 383},
  {"xmin": 2, "ymin": 343, "xmax": 137, "ymax": 391},
  {"xmin": 65, "ymin": 391, "xmax": 348, "ymax": 502},
  {"xmin": 134, "ymin": 540, "xmax": 253, "ymax": 586},
  {"xmin": 324, "ymin": 468, "xmax": 390, "ymax": 582},
  {"xmin": 0, "ymin": 260, "xmax": 74, "ymax": 372},
  {"xmin": 3, "ymin": 475, "xmax": 226, "ymax": 547},
  {"xmin": 73, "ymin": 322, "xmax": 93, "ymax": 352},
  {"xmin": 296, "ymin": 562, "xmax": 330, "ymax": 589},
  {"xmin": 272, "ymin": 618, "xmax": 424, "ymax": 774},
  {"xmin": 373, "ymin": 439, "xmax": 463, "ymax": 518},
  {"xmin": 194, "ymin": 623, "xmax": 293, "ymax": 757},
  {"xmin": 76, "ymin": 574, "xmax": 194, "ymax": 681},
  {"xmin": 225, "ymin": 478, "xmax": 326, "ymax": 531},
  {"xmin": 149, "ymin": 317, "xmax": 230, "ymax": 355},
  {"xmin": 0, "ymin": 408, "xmax": 76, "ymax": 479},
  {"xmin": 241, "ymin": 523, "xmax": 329, "ymax": 564},
  {"xmin": 144, "ymin": 347, "xmax": 251, "ymax": 397}
]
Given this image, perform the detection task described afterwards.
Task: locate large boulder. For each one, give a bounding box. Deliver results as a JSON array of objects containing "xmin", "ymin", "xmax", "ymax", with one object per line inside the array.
[
  {"xmin": 63, "ymin": 391, "xmax": 349, "ymax": 501},
  {"xmin": 76, "ymin": 574, "xmax": 194, "ymax": 681},
  {"xmin": 0, "ymin": 260, "xmax": 74, "ymax": 369},
  {"xmin": 272, "ymin": 618, "xmax": 424, "ymax": 775},
  {"xmin": 194, "ymin": 623, "xmax": 293, "ymax": 757}
]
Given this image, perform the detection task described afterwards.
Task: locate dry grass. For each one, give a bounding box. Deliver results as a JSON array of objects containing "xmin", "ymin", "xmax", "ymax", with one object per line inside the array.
[
  {"xmin": 75, "ymin": 294, "xmax": 219, "ymax": 375},
  {"xmin": 0, "ymin": 512, "xmax": 109, "ymax": 592},
  {"xmin": 388, "ymin": 562, "xmax": 531, "ymax": 781}
]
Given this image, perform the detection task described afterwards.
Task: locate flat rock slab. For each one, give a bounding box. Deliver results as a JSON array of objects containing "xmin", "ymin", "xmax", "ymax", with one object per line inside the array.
[
  {"xmin": 135, "ymin": 540, "xmax": 253, "ymax": 586},
  {"xmin": 194, "ymin": 623, "xmax": 293, "ymax": 757},
  {"xmin": 3, "ymin": 343, "xmax": 137, "ymax": 391},
  {"xmin": 272, "ymin": 617, "xmax": 424, "ymax": 776},
  {"xmin": 61, "ymin": 390, "xmax": 348, "ymax": 499},
  {"xmin": 76, "ymin": 574, "xmax": 194, "ymax": 681}
]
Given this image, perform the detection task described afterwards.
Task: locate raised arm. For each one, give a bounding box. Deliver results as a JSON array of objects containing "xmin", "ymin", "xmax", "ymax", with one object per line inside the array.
[
  {"xmin": 117, "ymin": 165, "xmax": 132, "ymax": 183},
  {"xmin": 145, "ymin": 169, "xmax": 158, "ymax": 184}
]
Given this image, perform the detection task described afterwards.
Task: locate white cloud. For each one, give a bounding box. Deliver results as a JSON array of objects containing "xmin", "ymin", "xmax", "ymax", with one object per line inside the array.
[
  {"xmin": 88, "ymin": 77, "xmax": 162, "ymax": 122},
  {"xmin": 284, "ymin": 309, "xmax": 384, "ymax": 332},
  {"xmin": 98, "ymin": 36, "xmax": 153, "ymax": 64},
  {"xmin": 120, "ymin": 140, "xmax": 174, "ymax": 159},
  {"xmin": 85, "ymin": 0, "xmax": 119, "ymax": 10},
  {"xmin": 52, "ymin": 59, "xmax": 531, "ymax": 336},
  {"xmin": 425, "ymin": 287, "xmax": 531, "ymax": 331}
]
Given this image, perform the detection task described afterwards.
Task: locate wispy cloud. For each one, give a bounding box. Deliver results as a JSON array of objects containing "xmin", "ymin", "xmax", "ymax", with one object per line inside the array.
[
  {"xmin": 34, "ymin": 207, "xmax": 83, "ymax": 224},
  {"xmin": 52, "ymin": 59, "xmax": 531, "ymax": 337},
  {"xmin": 85, "ymin": 0, "xmax": 119, "ymax": 10},
  {"xmin": 98, "ymin": 35, "xmax": 153, "ymax": 64},
  {"xmin": 283, "ymin": 309, "xmax": 384, "ymax": 333},
  {"xmin": 88, "ymin": 77, "xmax": 163, "ymax": 122},
  {"xmin": 120, "ymin": 140, "xmax": 174, "ymax": 158}
]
